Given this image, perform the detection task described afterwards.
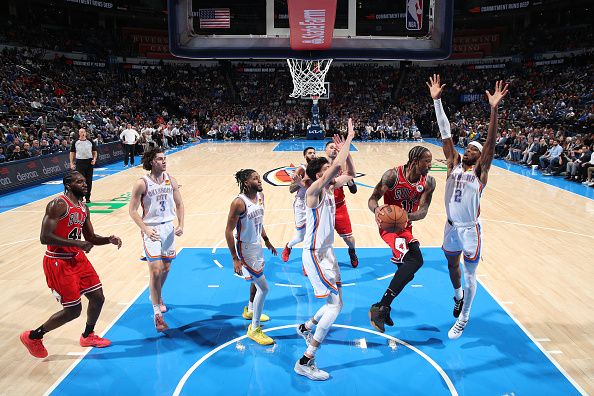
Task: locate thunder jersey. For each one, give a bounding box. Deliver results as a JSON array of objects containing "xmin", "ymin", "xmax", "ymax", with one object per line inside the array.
[
  {"xmin": 444, "ymin": 163, "xmax": 483, "ymax": 224},
  {"xmin": 294, "ymin": 164, "xmax": 307, "ymax": 201},
  {"xmin": 46, "ymin": 195, "xmax": 87, "ymax": 257},
  {"xmin": 382, "ymin": 165, "xmax": 427, "ymax": 230},
  {"xmin": 235, "ymin": 192, "xmax": 265, "ymax": 245},
  {"xmin": 141, "ymin": 172, "xmax": 176, "ymax": 224},
  {"xmin": 304, "ymin": 189, "xmax": 336, "ymax": 250}
]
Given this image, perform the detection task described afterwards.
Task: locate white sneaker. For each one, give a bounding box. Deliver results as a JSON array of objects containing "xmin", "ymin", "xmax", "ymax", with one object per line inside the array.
[
  {"xmin": 296, "ymin": 324, "xmax": 313, "ymax": 346},
  {"xmin": 294, "ymin": 358, "xmax": 329, "ymax": 381},
  {"xmin": 448, "ymin": 318, "xmax": 468, "ymax": 340}
]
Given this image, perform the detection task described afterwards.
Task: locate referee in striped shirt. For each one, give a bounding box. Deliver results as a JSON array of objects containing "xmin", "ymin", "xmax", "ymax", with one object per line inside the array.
[{"xmin": 69, "ymin": 128, "xmax": 97, "ymax": 202}]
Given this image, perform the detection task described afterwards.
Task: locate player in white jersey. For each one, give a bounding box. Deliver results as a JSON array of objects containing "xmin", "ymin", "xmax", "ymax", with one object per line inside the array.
[
  {"xmin": 225, "ymin": 169, "xmax": 277, "ymax": 345},
  {"xmin": 428, "ymin": 75, "xmax": 508, "ymax": 339},
  {"xmin": 294, "ymin": 119, "xmax": 355, "ymax": 381},
  {"xmin": 129, "ymin": 148, "xmax": 185, "ymax": 332},
  {"xmin": 282, "ymin": 146, "xmax": 316, "ymax": 264}
]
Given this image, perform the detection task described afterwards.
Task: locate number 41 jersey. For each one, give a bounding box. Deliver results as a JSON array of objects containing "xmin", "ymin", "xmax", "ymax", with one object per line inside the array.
[{"xmin": 47, "ymin": 195, "xmax": 87, "ymax": 256}]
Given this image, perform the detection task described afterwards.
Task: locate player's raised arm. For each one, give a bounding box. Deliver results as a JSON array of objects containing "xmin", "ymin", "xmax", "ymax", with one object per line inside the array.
[
  {"xmin": 478, "ymin": 80, "xmax": 509, "ymax": 184},
  {"xmin": 427, "ymin": 74, "xmax": 459, "ymax": 172},
  {"xmin": 308, "ymin": 120, "xmax": 355, "ymax": 197}
]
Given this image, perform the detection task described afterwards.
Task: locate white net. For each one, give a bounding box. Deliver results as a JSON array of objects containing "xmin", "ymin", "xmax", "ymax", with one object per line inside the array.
[{"xmin": 287, "ymin": 58, "xmax": 333, "ymax": 98}]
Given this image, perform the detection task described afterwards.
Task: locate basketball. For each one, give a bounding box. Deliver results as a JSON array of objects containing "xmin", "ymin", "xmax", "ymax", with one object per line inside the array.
[{"xmin": 377, "ymin": 205, "xmax": 409, "ymax": 233}]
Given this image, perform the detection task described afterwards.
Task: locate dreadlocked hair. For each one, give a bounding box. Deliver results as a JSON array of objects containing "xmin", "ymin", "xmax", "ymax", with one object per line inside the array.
[
  {"xmin": 142, "ymin": 147, "xmax": 164, "ymax": 171},
  {"xmin": 407, "ymin": 146, "xmax": 430, "ymax": 166},
  {"xmin": 235, "ymin": 169, "xmax": 256, "ymax": 193},
  {"xmin": 63, "ymin": 170, "xmax": 82, "ymax": 193}
]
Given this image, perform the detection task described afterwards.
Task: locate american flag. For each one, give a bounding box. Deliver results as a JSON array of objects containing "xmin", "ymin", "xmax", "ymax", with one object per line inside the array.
[{"xmin": 199, "ymin": 8, "xmax": 230, "ymax": 29}]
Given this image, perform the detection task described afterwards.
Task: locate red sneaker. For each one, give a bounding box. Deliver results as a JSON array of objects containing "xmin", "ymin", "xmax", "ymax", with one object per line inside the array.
[
  {"xmin": 80, "ymin": 332, "xmax": 111, "ymax": 348},
  {"xmin": 281, "ymin": 244, "xmax": 291, "ymax": 262},
  {"xmin": 20, "ymin": 331, "xmax": 48, "ymax": 358},
  {"xmin": 155, "ymin": 314, "xmax": 169, "ymax": 332}
]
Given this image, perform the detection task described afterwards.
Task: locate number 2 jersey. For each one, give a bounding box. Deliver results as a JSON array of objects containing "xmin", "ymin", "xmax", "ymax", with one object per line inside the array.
[
  {"xmin": 46, "ymin": 195, "xmax": 87, "ymax": 258},
  {"xmin": 141, "ymin": 172, "xmax": 176, "ymax": 224},
  {"xmin": 444, "ymin": 163, "xmax": 483, "ymax": 225}
]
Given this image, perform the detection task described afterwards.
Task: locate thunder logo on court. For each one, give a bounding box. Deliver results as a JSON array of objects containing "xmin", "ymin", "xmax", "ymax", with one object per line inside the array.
[{"xmin": 263, "ymin": 165, "xmax": 365, "ymax": 187}]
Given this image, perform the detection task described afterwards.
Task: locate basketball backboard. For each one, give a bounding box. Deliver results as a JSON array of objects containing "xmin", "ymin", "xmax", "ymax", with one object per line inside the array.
[{"xmin": 168, "ymin": 0, "xmax": 453, "ymax": 60}]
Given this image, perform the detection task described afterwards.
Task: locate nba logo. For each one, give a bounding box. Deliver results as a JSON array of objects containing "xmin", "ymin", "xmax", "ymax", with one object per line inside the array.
[{"xmin": 406, "ymin": 0, "xmax": 423, "ymax": 31}]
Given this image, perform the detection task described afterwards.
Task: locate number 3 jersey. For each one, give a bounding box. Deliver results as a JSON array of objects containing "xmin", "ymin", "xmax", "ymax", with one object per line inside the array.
[
  {"xmin": 141, "ymin": 172, "xmax": 176, "ymax": 224},
  {"xmin": 444, "ymin": 163, "xmax": 483, "ymax": 224},
  {"xmin": 46, "ymin": 195, "xmax": 87, "ymax": 257}
]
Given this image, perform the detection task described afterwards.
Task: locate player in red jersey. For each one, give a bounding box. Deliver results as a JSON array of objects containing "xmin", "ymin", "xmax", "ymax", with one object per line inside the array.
[
  {"xmin": 324, "ymin": 141, "xmax": 359, "ymax": 267},
  {"xmin": 20, "ymin": 171, "xmax": 122, "ymax": 358},
  {"xmin": 367, "ymin": 146, "xmax": 436, "ymax": 332}
]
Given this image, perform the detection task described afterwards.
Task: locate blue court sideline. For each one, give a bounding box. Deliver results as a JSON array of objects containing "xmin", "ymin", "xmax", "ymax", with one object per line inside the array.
[
  {"xmin": 426, "ymin": 139, "xmax": 594, "ymax": 200},
  {"xmin": 273, "ymin": 140, "xmax": 358, "ymax": 152},
  {"xmin": 0, "ymin": 142, "xmax": 201, "ymax": 213},
  {"xmin": 48, "ymin": 247, "xmax": 581, "ymax": 396}
]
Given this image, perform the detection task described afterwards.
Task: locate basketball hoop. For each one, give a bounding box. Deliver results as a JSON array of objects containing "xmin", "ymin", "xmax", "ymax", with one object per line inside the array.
[{"xmin": 287, "ymin": 58, "xmax": 333, "ymax": 98}]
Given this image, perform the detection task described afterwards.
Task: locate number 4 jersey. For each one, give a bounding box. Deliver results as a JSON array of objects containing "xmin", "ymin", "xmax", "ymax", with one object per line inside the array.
[
  {"xmin": 141, "ymin": 172, "xmax": 176, "ymax": 225},
  {"xmin": 46, "ymin": 195, "xmax": 87, "ymax": 257}
]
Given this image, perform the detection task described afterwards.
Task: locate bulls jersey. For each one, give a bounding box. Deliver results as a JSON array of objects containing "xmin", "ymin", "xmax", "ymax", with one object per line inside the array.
[
  {"xmin": 444, "ymin": 164, "xmax": 483, "ymax": 224},
  {"xmin": 383, "ymin": 165, "xmax": 427, "ymax": 229},
  {"xmin": 47, "ymin": 195, "xmax": 87, "ymax": 257},
  {"xmin": 294, "ymin": 164, "xmax": 307, "ymax": 201},
  {"xmin": 334, "ymin": 186, "xmax": 346, "ymax": 207},
  {"xmin": 235, "ymin": 192, "xmax": 265, "ymax": 245},
  {"xmin": 304, "ymin": 189, "xmax": 336, "ymax": 250},
  {"xmin": 141, "ymin": 172, "xmax": 176, "ymax": 224}
]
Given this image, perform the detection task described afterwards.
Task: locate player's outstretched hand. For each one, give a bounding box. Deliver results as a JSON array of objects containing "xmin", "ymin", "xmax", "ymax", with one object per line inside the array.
[
  {"xmin": 374, "ymin": 204, "xmax": 389, "ymax": 228},
  {"xmin": 109, "ymin": 235, "xmax": 122, "ymax": 249},
  {"xmin": 487, "ymin": 80, "xmax": 509, "ymax": 108},
  {"xmin": 347, "ymin": 118, "xmax": 355, "ymax": 140},
  {"xmin": 426, "ymin": 74, "xmax": 445, "ymax": 100}
]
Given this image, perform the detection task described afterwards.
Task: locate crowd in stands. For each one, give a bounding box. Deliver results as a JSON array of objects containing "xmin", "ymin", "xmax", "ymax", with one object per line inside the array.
[{"xmin": 1, "ymin": 43, "xmax": 593, "ymax": 188}]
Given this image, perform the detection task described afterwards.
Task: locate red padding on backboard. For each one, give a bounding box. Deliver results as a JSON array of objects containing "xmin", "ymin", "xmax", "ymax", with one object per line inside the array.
[{"xmin": 288, "ymin": 0, "xmax": 337, "ymax": 51}]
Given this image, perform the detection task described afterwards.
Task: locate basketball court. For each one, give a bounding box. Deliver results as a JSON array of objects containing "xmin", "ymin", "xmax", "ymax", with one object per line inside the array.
[
  {"xmin": 1, "ymin": 140, "xmax": 592, "ymax": 395},
  {"xmin": 1, "ymin": 0, "xmax": 592, "ymax": 394}
]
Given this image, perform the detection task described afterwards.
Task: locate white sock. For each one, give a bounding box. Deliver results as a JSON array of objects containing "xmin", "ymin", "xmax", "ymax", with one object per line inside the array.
[
  {"xmin": 248, "ymin": 301, "xmax": 253, "ymax": 312},
  {"xmin": 454, "ymin": 287, "xmax": 463, "ymax": 300},
  {"xmin": 288, "ymin": 228, "xmax": 305, "ymax": 249},
  {"xmin": 152, "ymin": 304, "xmax": 161, "ymax": 316}
]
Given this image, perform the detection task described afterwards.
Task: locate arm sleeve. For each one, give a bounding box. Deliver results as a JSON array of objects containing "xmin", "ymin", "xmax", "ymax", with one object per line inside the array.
[{"xmin": 433, "ymin": 99, "xmax": 451, "ymax": 139}]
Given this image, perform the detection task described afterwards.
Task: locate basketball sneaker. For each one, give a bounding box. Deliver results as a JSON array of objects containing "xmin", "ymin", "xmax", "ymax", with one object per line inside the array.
[
  {"xmin": 247, "ymin": 324, "xmax": 274, "ymax": 345},
  {"xmin": 453, "ymin": 292, "xmax": 464, "ymax": 318},
  {"xmin": 294, "ymin": 358, "xmax": 329, "ymax": 381},
  {"xmin": 155, "ymin": 314, "xmax": 169, "ymax": 332},
  {"xmin": 242, "ymin": 306, "xmax": 270, "ymax": 322},
  {"xmin": 20, "ymin": 331, "xmax": 48, "ymax": 358},
  {"xmin": 348, "ymin": 248, "xmax": 359, "ymax": 268},
  {"xmin": 281, "ymin": 244, "xmax": 292, "ymax": 262},
  {"xmin": 448, "ymin": 318, "xmax": 468, "ymax": 340},
  {"xmin": 296, "ymin": 323, "xmax": 313, "ymax": 346},
  {"xmin": 80, "ymin": 332, "xmax": 111, "ymax": 348},
  {"xmin": 369, "ymin": 303, "xmax": 391, "ymax": 333}
]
